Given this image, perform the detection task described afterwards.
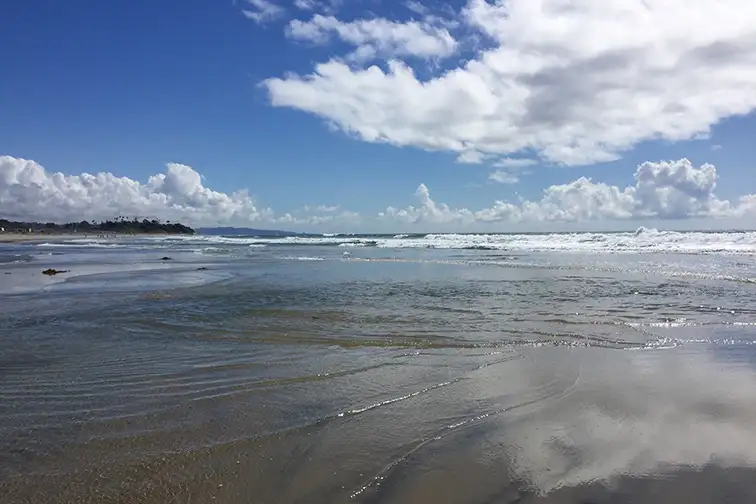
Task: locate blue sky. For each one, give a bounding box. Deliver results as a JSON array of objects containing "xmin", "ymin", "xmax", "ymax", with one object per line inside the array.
[{"xmin": 2, "ymin": 0, "xmax": 756, "ymax": 231}]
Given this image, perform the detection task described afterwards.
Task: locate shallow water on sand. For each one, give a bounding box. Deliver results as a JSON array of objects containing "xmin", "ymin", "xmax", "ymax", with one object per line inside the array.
[{"xmin": 2, "ymin": 232, "xmax": 756, "ymax": 503}]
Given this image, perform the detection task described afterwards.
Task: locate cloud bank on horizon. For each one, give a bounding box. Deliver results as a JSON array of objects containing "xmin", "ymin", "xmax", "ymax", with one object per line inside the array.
[{"xmin": 2, "ymin": 155, "xmax": 755, "ymax": 230}]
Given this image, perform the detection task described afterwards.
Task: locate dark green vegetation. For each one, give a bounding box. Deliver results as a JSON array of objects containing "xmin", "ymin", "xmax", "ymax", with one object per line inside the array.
[{"xmin": 0, "ymin": 218, "xmax": 195, "ymax": 235}]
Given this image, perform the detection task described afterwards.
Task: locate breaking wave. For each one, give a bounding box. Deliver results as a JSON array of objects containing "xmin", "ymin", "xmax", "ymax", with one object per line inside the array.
[
  {"xmin": 36, "ymin": 242, "xmax": 124, "ymax": 249},
  {"xmin": 175, "ymin": 229, "xmax": 756, "ymax": 255}
]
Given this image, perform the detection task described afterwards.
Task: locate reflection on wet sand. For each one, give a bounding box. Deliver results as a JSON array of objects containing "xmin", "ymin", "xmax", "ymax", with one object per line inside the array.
[{"xmin": 4, "ymin": 340, "xmax": 756, "ymax": 503}]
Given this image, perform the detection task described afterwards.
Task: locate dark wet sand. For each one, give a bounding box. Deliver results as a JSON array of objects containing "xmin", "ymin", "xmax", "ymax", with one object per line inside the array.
[
  {"xmin": 4, "ymin": 342, "xmax": 756, "ymax": 504},
  {"xmin": 5, "ymin": 446, "xmax": 756, "ymax": 504}
]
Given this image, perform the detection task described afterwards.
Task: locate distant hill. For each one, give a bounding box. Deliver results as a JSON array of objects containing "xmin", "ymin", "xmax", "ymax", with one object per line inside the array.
[
  {"xmin": 0, "ymin": 218, "xmax": 195, "ymax": 235},
  {"xmin": 198, "ymin": 227, "xmax": 309, "ymax": 237}
]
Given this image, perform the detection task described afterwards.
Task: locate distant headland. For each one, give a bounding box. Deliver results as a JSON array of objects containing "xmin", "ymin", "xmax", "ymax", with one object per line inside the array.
[{"xmin": 0, "ymin": 217, "xmax": 195, "ymax": 236}]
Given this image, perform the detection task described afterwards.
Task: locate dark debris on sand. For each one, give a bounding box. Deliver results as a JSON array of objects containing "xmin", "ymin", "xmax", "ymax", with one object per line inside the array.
[{"xmin": 42, "ymin": 269, "xmax": 69, "ymax": 276}]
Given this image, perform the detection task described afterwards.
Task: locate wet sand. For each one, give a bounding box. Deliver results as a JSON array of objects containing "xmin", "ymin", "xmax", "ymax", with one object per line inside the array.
[{"xmin": 3, "ymin": 343, "xmax": 756, "ymax": 504}]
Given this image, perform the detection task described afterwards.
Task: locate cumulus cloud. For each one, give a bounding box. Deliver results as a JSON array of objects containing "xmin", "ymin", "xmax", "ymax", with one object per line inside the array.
[
  {"xmin": 278, "ymin": 204, "xmax": 360, "ymax": 227},
  {"xmin": 0, "ymin": 155, "xmax": 274, "ymax": 226},
  {"xmin": 735, "ymin": 193, "xmax": 756, "ymax": 213},
  {"xmin": 242, "ymin": 0, "xmax": 285, "ymax": 24},
  {"xmin": 3, "ymin": 155, "xmax": 754, "ymax": 231},
  {"xmin": 0, "ymin": 155, "xmax": 369, "ymax": 229},
  {"xmin": 379, "ymin": 183, "xmax": 475, "ymax": 226},
  {"xmin": 265, "ymin": 0, "xmax": 756, "ymax": 165},
  {"xmin": 382, "ymin": 159, "xmax": 755, "ymax": 225},
  {"xmin": 286, "ymin": 15, "xmax": 457, "ymax": 61}
]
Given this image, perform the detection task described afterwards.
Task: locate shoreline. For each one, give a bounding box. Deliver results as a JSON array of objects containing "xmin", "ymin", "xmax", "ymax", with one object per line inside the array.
[
  {"xmin": 0, "ymin": 233, "xmax": 81, "ymax": 243},
  {"xmin": 0, "ymin": 232, "xmax": 193, "ymax": 243}
]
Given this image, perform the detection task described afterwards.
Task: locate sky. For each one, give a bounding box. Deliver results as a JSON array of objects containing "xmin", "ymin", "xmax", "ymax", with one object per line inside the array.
[{"xmin": 2, "ymin": 0, "xmax": 756, "ymax": 233}]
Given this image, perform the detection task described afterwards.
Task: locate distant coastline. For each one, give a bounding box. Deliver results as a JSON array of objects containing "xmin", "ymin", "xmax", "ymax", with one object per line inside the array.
[
  {"xmin": 0, "ymin": 218, "xmax": 195, "ymax": 242},
  {"xmin": 198, "ymin": 226, "xmax": 306, "ymax": 237}
]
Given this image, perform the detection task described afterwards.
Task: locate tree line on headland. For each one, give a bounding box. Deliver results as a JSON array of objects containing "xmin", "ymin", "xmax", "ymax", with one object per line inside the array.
[{"xmin": 0, "ymin": 217, "xmax": 195, "ymax": 235}]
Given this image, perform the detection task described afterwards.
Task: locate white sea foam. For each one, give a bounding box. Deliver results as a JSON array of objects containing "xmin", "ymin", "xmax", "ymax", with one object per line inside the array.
[
  {"xmin": 36, "ymin": 242, "xmax": 124, "ymax": 249},
  {"xmin": 191, "ymin": 246, "xmax": 233, "ymax": 255},
  {"xmin": 186, "ymin": 230, "xmax": 756, "ymax": 255},
  {"xmin": 278, "ymin": 255, "xmax": 325, "ymax": 261},
  {"xmin": 67, "ymin": 238, "xmax": 113, "ymax": 244}
]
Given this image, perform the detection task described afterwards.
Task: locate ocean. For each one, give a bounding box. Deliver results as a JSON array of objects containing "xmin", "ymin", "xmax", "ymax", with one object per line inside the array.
[{"xmin": 2, "ymin": 228, "xmax": 756, "ymax": 503}]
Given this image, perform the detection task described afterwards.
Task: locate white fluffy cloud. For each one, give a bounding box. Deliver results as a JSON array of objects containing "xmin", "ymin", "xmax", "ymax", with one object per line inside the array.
[
  {"xmin": 0, "ymin": 156, "xmax": 272, "ymax": 226},
  {"xmin": 380, "ymin": 183, "xmax": 475, "ymax": 225},
  {"xmin": 286, "ymin": 15, "xmax": 457, "ymax": 61},
  {"xmin": 383, "ymin": 159, "xmax": 755, "ymax": 225},
  {"xmin": 277, "ymin": 205, "xmax": 361, "ymax": 226},
  {"xmin": 242, "ymin": 0, "xmax": 285, "ymax": 24},
  {"xmin": 265, "ymin": 0, "xmax": 756, "ymax": 165},
  {"xmin": 0, "ymin": 155, "xmax": 366, "ymax": 230},
  {"xmin": 2, "ymin": 155, "xmax": 753, "ymax": 230}
]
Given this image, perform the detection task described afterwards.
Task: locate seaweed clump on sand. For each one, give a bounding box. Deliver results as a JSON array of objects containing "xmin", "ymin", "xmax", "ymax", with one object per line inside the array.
[{"xmin": 42, "ymin": 269, "xmax": 68, "ymax": 276}]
